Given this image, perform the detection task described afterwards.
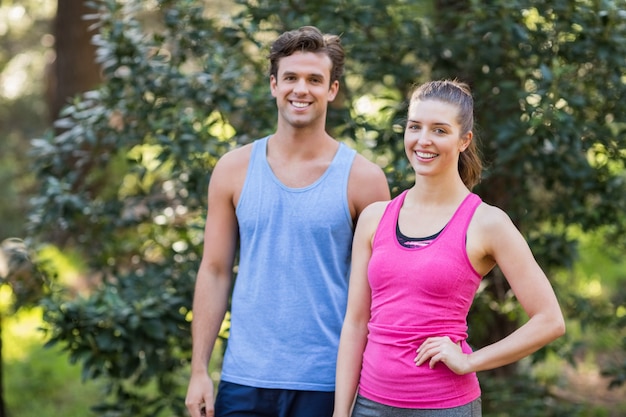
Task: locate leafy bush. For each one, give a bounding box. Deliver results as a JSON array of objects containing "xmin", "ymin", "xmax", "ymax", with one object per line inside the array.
[{"xmin": 28, "ymin": 0, "xmax": 626, "ymax": 415}]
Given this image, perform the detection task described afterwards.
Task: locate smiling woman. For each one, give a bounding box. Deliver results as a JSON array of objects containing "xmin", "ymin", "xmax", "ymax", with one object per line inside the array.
[{"xmin": 333, "ymin": 79, "xmax": 565, "ymax": 417}]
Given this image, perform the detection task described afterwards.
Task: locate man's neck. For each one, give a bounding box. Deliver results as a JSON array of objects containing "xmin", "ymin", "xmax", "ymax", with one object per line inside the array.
[{"xmin": 270, "ymin": 126, "xmax": 336, "ymax": 159}]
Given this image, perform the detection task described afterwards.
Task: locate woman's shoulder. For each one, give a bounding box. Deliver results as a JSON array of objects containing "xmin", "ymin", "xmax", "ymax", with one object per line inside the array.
[
  {"xmin": 472, "ymin": 199, "xmax": 517, "ymax": 235},
  {"xmin": 356, "ymin": 200, "xmax": 392, "ymax": 230},
  {"xmin": 361, "ymin": 199, "xmax": 392, "ymax": 221}
]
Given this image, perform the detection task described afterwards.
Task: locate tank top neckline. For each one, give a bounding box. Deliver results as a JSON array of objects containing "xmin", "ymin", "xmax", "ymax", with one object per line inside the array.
[
  {"xmin": 391, "ymin": 190, "xmax": 474, "ymax": 251},
  {"xmin": 259, "ymin": 135, "xmax": 345, "ymax": 192}
]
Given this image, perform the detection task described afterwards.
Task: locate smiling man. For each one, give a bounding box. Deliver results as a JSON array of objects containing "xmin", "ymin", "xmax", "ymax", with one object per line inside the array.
[{"xmin": 185, "ymin": 26, "xmax": 390, "ymax": 417}]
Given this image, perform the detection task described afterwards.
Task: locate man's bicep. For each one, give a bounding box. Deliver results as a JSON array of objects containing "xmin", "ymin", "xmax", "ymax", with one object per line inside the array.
[
  {"xmin": 201, "ymin": 163, "xmax": 240, "ymax": 275},
  {"xmin": 348, "ymin": 158, "xmax": 390, "ymax": 220}
]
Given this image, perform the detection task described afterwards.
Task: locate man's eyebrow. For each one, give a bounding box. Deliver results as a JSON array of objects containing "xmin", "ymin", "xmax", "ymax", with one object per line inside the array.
[{"xmin": 281, "ymin": 70, "xmax": 326, "ymax": 78}]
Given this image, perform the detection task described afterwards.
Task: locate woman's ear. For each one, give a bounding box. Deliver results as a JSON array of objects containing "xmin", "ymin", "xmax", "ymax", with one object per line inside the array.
[{"xmin": 460, "ymin": 131, "xmax": 473, "ymax": 152}]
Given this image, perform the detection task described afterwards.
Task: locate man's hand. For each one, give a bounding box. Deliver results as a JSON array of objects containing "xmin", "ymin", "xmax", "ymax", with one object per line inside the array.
[{"xmin": 185, "ymin": 373, "xmax": 215, "ymax": 417}]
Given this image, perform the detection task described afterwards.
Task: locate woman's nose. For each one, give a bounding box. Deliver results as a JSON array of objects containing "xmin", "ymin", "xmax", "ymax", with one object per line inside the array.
[{"xmin": 416, "ymin": 131, "xmax": 432, "ymax": 145}]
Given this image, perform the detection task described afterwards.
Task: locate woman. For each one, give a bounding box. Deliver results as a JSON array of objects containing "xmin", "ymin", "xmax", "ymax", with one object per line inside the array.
[{"xmin": 333, "ymin": 80, "xmax": 565, "ymax": 417}]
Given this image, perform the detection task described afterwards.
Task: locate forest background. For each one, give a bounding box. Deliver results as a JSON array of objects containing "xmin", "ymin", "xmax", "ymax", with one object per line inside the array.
[{"xmin": 1, "ymin": 0, "xmax": 626, "ymax": 416}]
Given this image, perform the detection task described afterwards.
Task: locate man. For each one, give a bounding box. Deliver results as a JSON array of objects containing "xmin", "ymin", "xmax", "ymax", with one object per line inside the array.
[{"xmin": 185, "ymin": 26, "xmax": 390, "ymax": 417}]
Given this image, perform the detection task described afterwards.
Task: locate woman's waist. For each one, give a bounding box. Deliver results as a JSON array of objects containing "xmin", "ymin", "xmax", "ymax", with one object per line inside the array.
[{"xmin": 367, "ymin": 321, "xmax": 468, "ymax": 346}]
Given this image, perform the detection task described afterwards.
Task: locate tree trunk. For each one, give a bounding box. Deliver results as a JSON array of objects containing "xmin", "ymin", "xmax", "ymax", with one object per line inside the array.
[{"xmin": 47, "ymin": 0, "xmax": 102, "ymax": 123}]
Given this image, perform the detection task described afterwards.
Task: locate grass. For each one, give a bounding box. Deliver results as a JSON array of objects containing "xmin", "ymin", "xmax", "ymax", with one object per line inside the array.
[{"xmin": 3, "ymin": 306, "xmax": 104, "ymax": 417}]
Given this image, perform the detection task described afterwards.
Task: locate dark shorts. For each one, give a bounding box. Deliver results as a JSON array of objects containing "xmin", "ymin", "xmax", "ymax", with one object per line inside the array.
[
  {"xmin": 352, "ymin": 394, "xmax": 482, "ymax": 417},
  {"xmin": 214, "ymin": 380, "xmax": 335, "ymax": 417}
]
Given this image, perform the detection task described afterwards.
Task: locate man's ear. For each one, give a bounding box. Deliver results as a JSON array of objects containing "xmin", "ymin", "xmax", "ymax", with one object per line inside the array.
[
  {"xmin": 327, "ymin": 80, "xmax": 339, "ymax": 102},
  {"xmin": 270, "ymin": 75, "xmax": 278, "ymax": 97}
]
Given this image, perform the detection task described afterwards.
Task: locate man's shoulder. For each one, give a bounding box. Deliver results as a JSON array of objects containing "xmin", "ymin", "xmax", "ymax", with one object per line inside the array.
[
  {"xmin": 210, "ymin": 142, "xmax": 256, "ymax": 194},
  {"xmin": 216, "ymin": 142, "xmax": 255, "ymax": 170},
  {"xmin": 346, "ymin": 152, "xmax": 391, "ymax": 215},
  {"xmin": 349, "ymin": 152, "xmax": 386, "ymax": 179}
]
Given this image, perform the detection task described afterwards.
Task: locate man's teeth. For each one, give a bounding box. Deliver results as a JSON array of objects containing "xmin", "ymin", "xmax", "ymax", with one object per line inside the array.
[{"xmin": 292, "ymin": 102, "xmax": 309, "ymax": 108}]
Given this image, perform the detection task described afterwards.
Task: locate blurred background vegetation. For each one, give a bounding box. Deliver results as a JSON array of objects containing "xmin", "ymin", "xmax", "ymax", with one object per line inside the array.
[{"xmin": 1, "ymin": 0, "xmax": 625, "ymax": 416}]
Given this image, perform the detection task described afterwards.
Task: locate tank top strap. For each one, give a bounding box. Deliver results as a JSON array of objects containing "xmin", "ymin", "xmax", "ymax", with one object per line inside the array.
[
  {"xmin": 246, "ymin": 135, "xmax": 269, "ymax": 178},
  {"xmin": 334, "ymin": 141, "xmax": 357, "ymax": 165},
  {"xmin": 373, "ymin": 190, "xmax": 409, "ymax": 246},
  {"xmin": 443, "ymin": 193, "xmax": 482, "ymax": 245},
  {"xmin": 253, "ymin": 135, "xmax": 270, "ymax": 166},
  {"xmin": 374, "ymin": 191, "xmax": 481, "ymax": 247}
]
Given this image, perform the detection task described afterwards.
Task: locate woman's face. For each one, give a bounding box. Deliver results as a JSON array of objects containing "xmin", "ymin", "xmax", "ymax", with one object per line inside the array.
[{"xmin": 404, "ymin": 99, "xmax": 471, "ymax": 179}]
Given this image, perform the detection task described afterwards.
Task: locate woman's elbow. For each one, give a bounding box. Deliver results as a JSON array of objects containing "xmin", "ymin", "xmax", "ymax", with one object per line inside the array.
[{"xmin": 549, "ymin": 311, "xmax": 566, "ymax": 341}]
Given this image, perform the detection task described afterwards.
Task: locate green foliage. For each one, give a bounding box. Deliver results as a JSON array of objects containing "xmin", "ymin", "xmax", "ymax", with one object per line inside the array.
[
  {"xmin": 0, "ymin": 1, "xmax": 54, "ymax": 240},
  {"xmin": 29, "ymin": 0, "xmax": 251, "ymax": 414},
  {"xmin": 550, "ymin": 228, "xmax": 626, "ymax": 390},
  {"xmin": 481, "ymin": 372, "xmax": 601, "ymax": 417},
  {"xmin": 26, "ymin": 0, "xmax": 626, "ymax": 415},
  {"xmin": 4, "ymin": 314, "xmax": 103, "ymax": 417},
  {"xmin": 425, "ymin": 1, "xmax": 626, "ymax": 265},
  {"xmin": 0, "ymin": 238, "xmax": 51, "ymax": 312},
  {"xmin": 42, "ymin": 265, "xmax": 192, "ymax": 416},
  {"xmin": 603, "ymin": 335, "xmax": 626, "ymax": 389}
]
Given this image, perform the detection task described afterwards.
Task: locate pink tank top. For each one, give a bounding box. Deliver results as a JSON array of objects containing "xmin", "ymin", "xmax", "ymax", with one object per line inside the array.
[{"xmin": 359, "ymin": 190, "xmax": 483, "ymax": 408}]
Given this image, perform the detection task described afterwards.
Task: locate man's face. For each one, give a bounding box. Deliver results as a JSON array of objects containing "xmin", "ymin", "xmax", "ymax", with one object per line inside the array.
[{"xmin": 270, "ymin": 51, "xmax": 339, "ymax": 129}]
